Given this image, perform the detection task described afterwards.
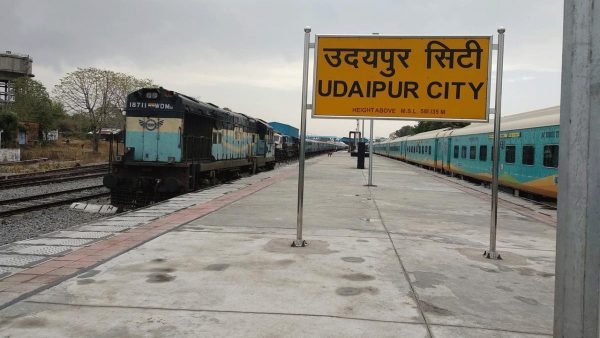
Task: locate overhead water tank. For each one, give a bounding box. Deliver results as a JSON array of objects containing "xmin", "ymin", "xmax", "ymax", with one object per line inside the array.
[{"xmin": 0, "ymin": 51, "xmax": 34, "ymax": 79}]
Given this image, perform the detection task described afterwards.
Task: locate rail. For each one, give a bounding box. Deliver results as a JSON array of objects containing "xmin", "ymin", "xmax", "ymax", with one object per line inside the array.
[
  {"xmin": 0, "ymin": 185, "xmax": 109, "ymax": 217},
  {"xmin": 0, "ymin": 164, "xmax": 108, "ymax": 189}
]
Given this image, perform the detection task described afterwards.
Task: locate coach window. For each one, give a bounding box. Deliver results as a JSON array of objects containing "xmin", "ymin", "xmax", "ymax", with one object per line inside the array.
[
  {"xmin": 461, "ymin": 146, "xmax": 467, "ymax": 159},
  {"xmin": 522, "ymin": 145, "xmax": 535, "ymax": 165},
  {"xmin": 479, "ymin": 145, "xmax": 487, "ymax": 161},
  {"xmin": 454, "ymin": 145, "xmax": 459, "ymax": 158},
  {"xmin": 505, "ymin": 145, "xmax": 516, "ymax": 164},
  {"xmin": 428, "ymin": 146, "xmax": 431, "ymax": 155},
  {"xmin": 469, "ymin": 146, "xmax": 476, "ymax": 160},
  {"xmin": 543, "ymin": 145, "xmax": 559, "ymax": 168}
]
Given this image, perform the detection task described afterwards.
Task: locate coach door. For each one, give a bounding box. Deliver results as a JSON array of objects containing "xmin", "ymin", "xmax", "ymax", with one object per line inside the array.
[
  {"xmin": 444, "ymin": 137, "xmax": 452, "ymax": 172},
  {"xmin": 434, "ymin": 138, "xmax": 439, "ymax": 168},
  {"xmin": 140, "ymin": 116, "xmax": 161, "ymax": 161}
]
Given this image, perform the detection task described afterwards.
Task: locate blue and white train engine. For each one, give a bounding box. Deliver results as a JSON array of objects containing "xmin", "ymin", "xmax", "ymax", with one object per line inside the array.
[{"xmin": 104, "ymin": 88, "xmax": 276, "ymax": 208}]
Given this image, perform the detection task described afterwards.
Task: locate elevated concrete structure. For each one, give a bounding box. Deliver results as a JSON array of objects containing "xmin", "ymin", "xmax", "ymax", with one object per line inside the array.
[
  {"xmin": 0, "ymin": 51, "xmax": 33, "ymax": 105},
  {"xmin": 0, "ymin": 154, "xmax": 556, "ymax": 337}
]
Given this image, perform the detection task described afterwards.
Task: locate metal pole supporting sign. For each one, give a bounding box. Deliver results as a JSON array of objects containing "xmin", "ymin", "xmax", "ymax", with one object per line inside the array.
[
  {"xmin": 366, "ymin": 32, "xmax": 378, "ymax": 188},
  {"xmin": 484, "ymin": 27, "xmax": 505, "ymax": 260},
  {"xmin": 367, "ymin": 120, "xmax": 375, "ymax": 186},
  {"xmin": 292, "ymin": 26, "xmax": 312, "ymax": 248}
]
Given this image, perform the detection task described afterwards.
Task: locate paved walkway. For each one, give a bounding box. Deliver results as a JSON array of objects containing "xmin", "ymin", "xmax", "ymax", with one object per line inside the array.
[{"xmin": 0, "ymin": 153, "xmax": 555, "ymax": 337}]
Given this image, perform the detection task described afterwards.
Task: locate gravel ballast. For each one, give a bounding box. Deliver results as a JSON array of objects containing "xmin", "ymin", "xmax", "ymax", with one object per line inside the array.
[{"xmin": 0, "ymin": 177, "xmax": 112, "ymax": 246}]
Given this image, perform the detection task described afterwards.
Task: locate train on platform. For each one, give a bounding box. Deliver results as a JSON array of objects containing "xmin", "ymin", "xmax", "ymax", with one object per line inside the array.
[
  {"xmin": 104, "ymin": 87, "xmax": 344, "ymax": 209},
  {"xmin": 373, "ymin": 106, "xmax": 560, "ymax": 198},
  {"xmin": 270, "ymin": 122, "xmax": 347, "ymax": 161}
]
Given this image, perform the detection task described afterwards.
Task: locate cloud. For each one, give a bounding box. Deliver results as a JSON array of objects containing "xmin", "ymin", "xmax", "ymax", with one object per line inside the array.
[{"xmin": 3, "ymin": 0, "xmax": 564, "ymax": 137}]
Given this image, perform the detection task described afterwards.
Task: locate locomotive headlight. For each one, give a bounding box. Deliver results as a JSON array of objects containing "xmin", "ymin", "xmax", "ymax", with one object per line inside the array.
[{"xmin": 145, "ymin": 91, "xmax": 159, "ymax": 99}]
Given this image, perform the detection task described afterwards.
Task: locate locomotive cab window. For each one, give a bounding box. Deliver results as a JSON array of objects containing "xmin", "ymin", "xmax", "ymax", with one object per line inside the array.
[
  {"xmin": 505, "ymin": 145, "xmax": 516, "ymax": 164},
  {"xmin": 454, "ymin": 145, "xmax": 459, "ymax": 158},
  {"xmin": 522, "ymin": 145, "xmax": 535, "ymax": 165},
  {"xmin": 479, "ymin": 145, "xmax": 487, "ymax": 161},
  {"xmin": 212, "ymin": 131, "xmax": 222, "ymax": 144},
  {"xmin": 543, "ymin": 145, "xmax": 559, "ymax": 168},
  {"xmin": 469, "ymin": 146, "xmax": 476, "ymax": 160}
]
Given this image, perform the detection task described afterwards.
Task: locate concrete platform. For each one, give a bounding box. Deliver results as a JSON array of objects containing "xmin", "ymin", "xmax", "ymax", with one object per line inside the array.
[{"xmin": 0, "ymin": 153, "xmax": 555, "ymax": 337}]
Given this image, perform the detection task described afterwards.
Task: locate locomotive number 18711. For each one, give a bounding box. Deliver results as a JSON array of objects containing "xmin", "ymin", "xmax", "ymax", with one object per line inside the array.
[{"xmin": 129, "ymin": 102, "xmax": 174, "ymax": 110}]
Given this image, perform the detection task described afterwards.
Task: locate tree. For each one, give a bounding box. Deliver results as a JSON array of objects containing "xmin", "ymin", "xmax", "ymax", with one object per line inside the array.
[
  {"xmin": 8, "ymin": 77, "xmax": 66, "ymax": 138},
  {"xmin": 393, "ymin": 125, "xmax": 416, "ymax": 138},
  {"xmin": 412, "ymin": 121, "xmax": 470, "ymax": 134},
  {"xmin": 53, "ymin": 68, "xmax": 155, "ymax": 151},
  {"xmin": 113, "ymin": 72, "xmax": 154, "ymax": 110},
  {"xmin": 391, "ymin": 121, "xmax": 470, "ymax": 139},
  {"xmin": 0, "ymin": 112, "xmax": 18, "ymax": 148}
]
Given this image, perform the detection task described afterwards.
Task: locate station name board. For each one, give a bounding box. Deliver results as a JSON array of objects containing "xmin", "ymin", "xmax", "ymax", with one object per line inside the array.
[{"xmin": 312, "ymin": 35, "xmax": 492, "ymax": 121}]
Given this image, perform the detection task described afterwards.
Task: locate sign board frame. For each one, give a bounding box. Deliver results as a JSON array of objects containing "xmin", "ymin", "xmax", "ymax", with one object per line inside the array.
[{"xmin": 311, "ymin": 34, "xmax": 493, "ymax": 122}]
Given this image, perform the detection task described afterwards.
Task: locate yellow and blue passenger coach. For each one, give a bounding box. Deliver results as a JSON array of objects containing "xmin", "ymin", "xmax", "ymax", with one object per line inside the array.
[
  {"xmin": 104, "ymin": 87, "xmax": 276, "ymax": 208},
  {"xmin": 373, "ymin": 106, "xmax": 559, "ymax": 198}
]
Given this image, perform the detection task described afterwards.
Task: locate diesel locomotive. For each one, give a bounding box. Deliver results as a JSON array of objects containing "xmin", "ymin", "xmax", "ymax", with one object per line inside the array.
[
  {"xmin": 104, "ymin": 87, "xmax": 276, "ymax": 209},
  {"xmin": 373, "ymin": 106, "xmax": 560, "ymax": 198}
]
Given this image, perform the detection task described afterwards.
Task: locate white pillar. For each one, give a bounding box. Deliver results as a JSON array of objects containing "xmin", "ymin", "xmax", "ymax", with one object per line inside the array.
[{"xmin": 553, "ymin": 1, "xmax": 600, "ymax": 336}]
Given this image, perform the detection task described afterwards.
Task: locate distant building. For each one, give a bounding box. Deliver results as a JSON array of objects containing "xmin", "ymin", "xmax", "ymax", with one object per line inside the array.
[
  {"xmin": 269, "ymin": 122, "xmax": 299, "ymax": 138},
  {"xmin": 17, "ymin": 121, "xmax": 39, "ymax": 145},
  {"xmin": 44, "ymin": 130, "xmax": 59, "ymax": 141}
]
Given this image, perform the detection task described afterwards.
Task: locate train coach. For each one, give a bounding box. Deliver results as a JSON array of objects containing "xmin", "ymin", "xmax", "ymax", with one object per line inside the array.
[
  {"xmin": 104, "ymin": 87, "xmax": 276, "ymax": 209},
  {"xmin": 270, "ymin": 121, "xmax": 346, "ymax": 159},
  {"xmin": 373, "ymin": 106, "xmax": 560, "ymax": 198}
]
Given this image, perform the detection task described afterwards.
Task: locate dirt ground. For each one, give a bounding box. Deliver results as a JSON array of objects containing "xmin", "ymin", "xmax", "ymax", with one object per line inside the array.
[{"xmin": 1, "ymin": 138, "xmax": 112, "ymax": 174}]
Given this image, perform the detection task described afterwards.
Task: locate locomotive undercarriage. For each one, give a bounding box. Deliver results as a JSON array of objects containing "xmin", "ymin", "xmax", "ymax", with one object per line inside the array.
[{"xmin": 105, "ymin": 157, "xmax": 275, "ymax": 210}]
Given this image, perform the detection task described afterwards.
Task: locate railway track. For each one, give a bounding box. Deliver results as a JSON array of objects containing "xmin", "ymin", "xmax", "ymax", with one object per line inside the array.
[
  {"xmin": 0, "ymin": 164, "xmax": 108, "ymax": 189},
  {"xmin": 0, "ymin": 185, "xmax": 109, "ymax": 217}
]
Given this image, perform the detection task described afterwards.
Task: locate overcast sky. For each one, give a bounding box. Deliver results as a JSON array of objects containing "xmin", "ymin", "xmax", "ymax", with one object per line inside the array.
[{"xmin": 2, "ymin": 0, "xmax": 563, "ymax": 138}]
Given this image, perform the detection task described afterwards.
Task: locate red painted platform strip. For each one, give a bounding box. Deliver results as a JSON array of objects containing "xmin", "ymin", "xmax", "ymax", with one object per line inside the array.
[{"xmin": 0, "ymin": 164, "xmax": 300, "ymax": 309}]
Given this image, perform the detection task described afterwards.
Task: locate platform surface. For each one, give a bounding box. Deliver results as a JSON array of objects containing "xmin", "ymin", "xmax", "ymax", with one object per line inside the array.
[{"xmin": 0, "ymin": 153, "xmax": 555, "ymax": 337}]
